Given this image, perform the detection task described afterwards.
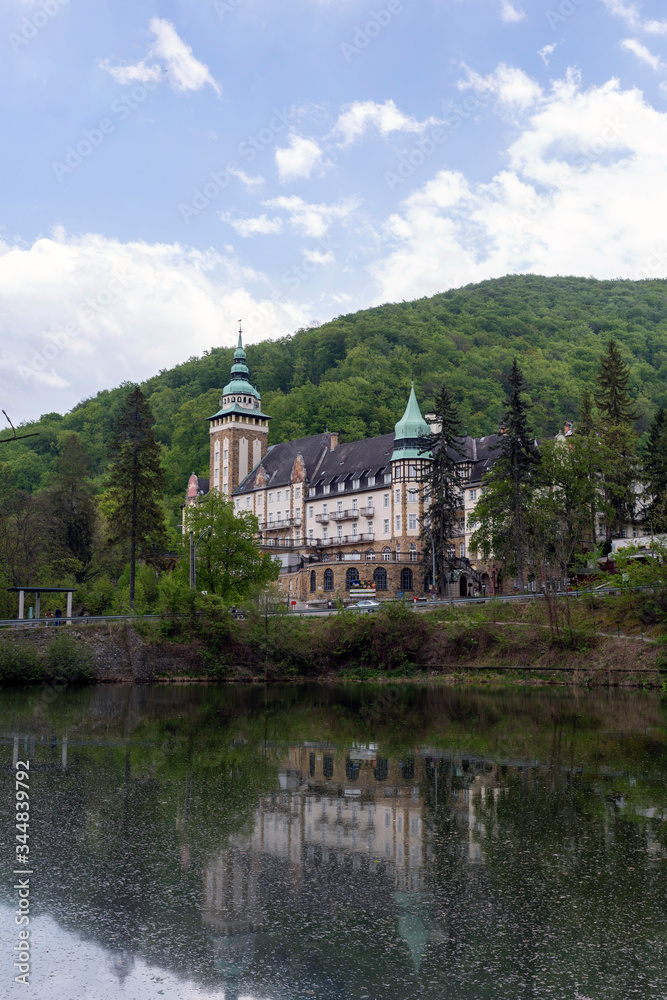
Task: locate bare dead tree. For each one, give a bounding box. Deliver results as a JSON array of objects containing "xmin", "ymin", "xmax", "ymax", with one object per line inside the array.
[{"xmin": 0, "ymin": 410, "xmax": 39, "ymax": 445}]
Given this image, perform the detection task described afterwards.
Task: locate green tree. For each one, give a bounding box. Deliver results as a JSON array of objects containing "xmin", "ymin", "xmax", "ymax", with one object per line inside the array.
[
  {"xmin": 470, "ymin": 359, "xmax": 539, "ymax": 590},
  {"xmin": 642, "ymin": 407, "xmax": 667, "ymax": 531},
  {"xmin": 419, "ymin": 383, "xmax": 464, "ymax": 597},
  {"xmin": 45, "ymin": 434, "xmax": 97, "ymax": 583},
  {"xmin": 594, "ymin": 339, "xmax": 638, "ymax": 538},
  {"xmin": 104, "ymin": 387, "xmax": 168, "ymax": 607},
  {"xmin": 184, "ymin": 490, "xmax": 279, "ymax": 601}
]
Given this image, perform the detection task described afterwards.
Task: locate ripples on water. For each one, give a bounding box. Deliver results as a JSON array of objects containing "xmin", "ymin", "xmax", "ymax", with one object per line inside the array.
[{"xmin": 0, "ymin": 684, "xmax": 665, "ymax": 999}]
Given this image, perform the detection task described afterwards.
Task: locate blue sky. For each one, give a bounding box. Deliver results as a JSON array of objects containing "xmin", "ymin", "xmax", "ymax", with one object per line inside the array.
[{"xmin": 2, "ymin": 0, "xmax": 667, "ymax": 421}]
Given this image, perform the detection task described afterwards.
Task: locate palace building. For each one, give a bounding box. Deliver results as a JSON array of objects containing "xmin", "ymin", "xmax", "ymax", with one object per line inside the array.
[{"xmin": 185, "ymin": 331, "xmax": 500, "ymax": 601}]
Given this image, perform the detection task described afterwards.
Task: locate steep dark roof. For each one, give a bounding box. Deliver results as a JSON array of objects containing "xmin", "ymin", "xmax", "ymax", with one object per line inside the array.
[
  {"xmin": 313, "ymin": 433, "xmax": 396, "ymax": 484},
  {"xmin": 233, "ymin": 432, "xmax": 332, "ymax": 494}
]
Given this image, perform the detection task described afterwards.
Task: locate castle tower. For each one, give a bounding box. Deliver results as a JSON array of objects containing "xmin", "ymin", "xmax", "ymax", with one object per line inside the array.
[
  {"xmin": 207, "ymin": 326, "xmax": 270, "ymax": 497},
  {"xmin": 391, "ymin": 384, "xmax": 432, "ymax": 482}
]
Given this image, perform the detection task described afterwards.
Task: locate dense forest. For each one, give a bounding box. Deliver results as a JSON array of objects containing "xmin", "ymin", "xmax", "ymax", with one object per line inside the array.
[{"xmin": 5, "ymin": 273, "xmax": 667, "ymax": 517}]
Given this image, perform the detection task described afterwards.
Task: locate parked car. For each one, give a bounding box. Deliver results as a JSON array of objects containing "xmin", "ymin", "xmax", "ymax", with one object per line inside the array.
[{"xmin": 353, "ymin": 600, "xmax": 381, "ymax": 613}]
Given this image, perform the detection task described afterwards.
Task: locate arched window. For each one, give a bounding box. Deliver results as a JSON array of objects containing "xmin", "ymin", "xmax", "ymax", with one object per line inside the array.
[
  {"xmin": 373, "ymin": 566, "xmax": 387, "ymax": 591},
  {"xmin": 346, "ymin": 567, "xmax": 359, "ymax": 589},
  {"xmin": 366, "ymin": 548, "xmax": 375, "ymax": 561},
  {"xmin": 409, "ymin": 543, "xmax": 417, "ymax": 562},
  {"xmin": 323, "ymin": 568, "xmax": 334, "ymax": 591},
  {"xmin": 400, "ymin": 567, "xmax": 413, "ymax": 591},
  {"xmin": 382, "ymin": 546, "xmax": 391, "ymax": 562},
  {"xmin": 310, "ymin": 570, "xmax": 316, "ymax": 593}
]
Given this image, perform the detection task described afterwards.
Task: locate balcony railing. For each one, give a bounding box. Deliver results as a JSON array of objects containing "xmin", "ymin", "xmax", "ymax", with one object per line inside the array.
[
  {"xmin": 260, "ymin": 516, "xmax": 301, "ymax": 530},
  {"xmin": 331, "ymin": 508, "xmax": 362, "ymax": 521},
  {"xmin": 315, "ymin": 513, "xmax": 329, "ymax": 523},
  {"xmin": 316, "ymin": 533, "xmax": 375, "ymax": 546}
]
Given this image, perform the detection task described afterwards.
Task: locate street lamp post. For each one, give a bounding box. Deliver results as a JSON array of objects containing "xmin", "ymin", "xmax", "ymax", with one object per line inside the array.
[
  {"xmin": 408, "ymin": 488, "xmax": 436, "ymax": 603},
  {"xmin": 192, "ymin": 527, "xmax": 211, "ymax": 592}
]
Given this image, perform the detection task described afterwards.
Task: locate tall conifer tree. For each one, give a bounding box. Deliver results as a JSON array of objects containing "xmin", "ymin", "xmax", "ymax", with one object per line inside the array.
[
  {"xmin": 643, "ymin": 407, "xmax": 667, "ymax": 531},
  {"xmin": 105, "ymin": 387, "xmax": 167, "ymax": 607},
  {"xmin": 470, "ymin": 359, "xmax": 538, "ymax": 591},
  {"xmin": 420, "ymin": 384, "xmax": 464, "ymax": 597},
  {"xmin": 594, "ymin": 339, "xmax": 637, "ymax": 537}
]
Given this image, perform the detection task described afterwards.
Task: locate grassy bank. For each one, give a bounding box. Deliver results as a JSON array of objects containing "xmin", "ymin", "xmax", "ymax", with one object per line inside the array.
[{"xmin": 0, "ymin": 595, "xmax": 665, "ymax": 687}]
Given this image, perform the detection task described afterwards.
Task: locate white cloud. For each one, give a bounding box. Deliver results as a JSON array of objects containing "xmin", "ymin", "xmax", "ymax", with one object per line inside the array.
[
  {"xmin": 500, "ymin": 0, "xmax": 525, "ymax": 23},
  {"xmin": 370, "ymin": 73, "xmax": 667, "ymax": 302},
  {"xmin": 459, "ymin": 62, "xmax": 542, "ymax": 110},
  {"xmin": 98, "ymin": 59, "xmax": 162, "ymax": 85},
  {"xmin": 228, "ymin": 166, "xmax": 265, "ymax": 191},
  {"xmin": 275, "ymin": 134, "xmax": 323, "ymax": 182},
  {"xmin": 644, "ymin": 19, "xmax": 667, "ymax": 35},
  {"xmin": 0, "ymin": 232, "xmax": 309, "ymax": 422},
  {"xmin": 99, "ymin": 19, "xmax": 220, "ymax": 96},
  {"xmin": 221, "ymin": 214, "xmax": 283, "ymax": 236},
  {"xmin": 621, "ymin": 38, "xmax": 664, "ymax": 71},
  {"xmin": 600, "ymin": 0, "xmax": 641, "ymax": 28},
  {"xmin": 303, "ymin": 249, "xmax": 335, "ymax": 266},
  {"xmin": 149, "ymin": 18, "xmax": 221, "ymax": 95},
  {"xmin": 538, "ymin": 42, "xmax": 559, "ymax": 67},
  {"xmin": 333, "ymin": 99, "xmax": 440, "ymax": 145},
  {"xmin": 263, "ymin": 196, "xmax": 357, "ymax": 238}
]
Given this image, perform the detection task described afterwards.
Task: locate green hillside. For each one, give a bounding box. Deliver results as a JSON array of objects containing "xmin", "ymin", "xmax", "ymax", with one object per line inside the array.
[{"xmin": 5, "ymin": 273, "xmax": 667, "ymax": 516}]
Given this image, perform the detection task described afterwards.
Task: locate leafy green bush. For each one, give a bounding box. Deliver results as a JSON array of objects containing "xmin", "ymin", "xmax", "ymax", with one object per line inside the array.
[
  {"xmin": 43, "ymin": 633, "xmax": 94, "ymax": 684},
  {"xmin": 0, "ymin": 643, "xmax": 43, "ymax": 685}
]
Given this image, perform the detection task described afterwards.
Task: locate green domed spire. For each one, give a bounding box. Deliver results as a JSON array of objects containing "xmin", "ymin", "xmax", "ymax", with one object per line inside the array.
[
  {"xmin": 392, "ymin": 384, "xmax": 431, "ymax": 460},
  {"xmin": 221, "ymin": 324, "xmax": 261, "ymax": 401}
]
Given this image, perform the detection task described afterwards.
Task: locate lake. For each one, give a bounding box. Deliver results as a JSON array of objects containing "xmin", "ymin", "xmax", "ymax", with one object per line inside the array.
[{"xmin": 1, "ymin": 683, "xmax": 666, "ymax": 999}]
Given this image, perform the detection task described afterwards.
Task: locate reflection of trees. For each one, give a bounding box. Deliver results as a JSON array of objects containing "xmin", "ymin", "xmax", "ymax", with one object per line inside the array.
[{"xmin": 0, "ymin": 687, "xmax": 666, "ymax": 998}]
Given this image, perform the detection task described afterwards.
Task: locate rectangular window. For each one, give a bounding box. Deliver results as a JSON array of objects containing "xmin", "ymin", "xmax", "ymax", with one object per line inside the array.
[
  {"xmin": 309, "ymin": 487, "xmax": 315, "ymax": 497},
  {"xmin": 367, "ymin": 521, "xmax": 374, "ymax": 535},
  {"xmin": 408, "ymin": 514, "xmax": 417, "ymax": 530},
  {"xmin": 367, "ymin": 497, "xmax": 374, "ymax": 510},
  {"xmin": 395, "ymin": 515, "xmax": 401, "ymax": 532},
  {"xmin": 268, "ymin": 492, "xmax": 274, "ymax": 504},
  {"xmin": 338, "ymin": 482, "xmax": 345, "ymax": 492},
  {"xmin": 383, "ymin": 519, "xmax": 390, "ymax": 534},
  {"xmin": 308, "ymin": 529, "xmax": 314, "ymax": 541},
  {"xmin": 384, "ymin": 473, "xmax": 391, "ymax": 484},
  {"xmin": 337, "ymin": 500, "xmax": 343, "ymax": 513},
  {"xmin": 459, "ymin": 543, "xmax": 466, "ymax": 558},
  {"xmin": 352, "ymin": 523, "xmax": 358, "ymax": 538},
  {"xmin": 323, "ymin": 527, "xmax": 328, "ymax": 540},
  {"xmin": 276, "ymin": 490, "xmax": 281, "ymax": 501},
  {"xmin": 246, "ymin": 497, "xmax": 250, "ymax": 508},
  {"xmin": 353, "ymin": 478, "xmax": 360, "ymax": 490},
  {"xmin": 352, "ymin": 499, "xmax": 358, "ymax": 511},
  {"xmin": 323, "ymin": 484, "xmax": 330, "ymax": 495},
  {"xmin": 337, "ymin": 526, "xmax": 343, "ymax": 539},
  {"xmin": 469, "ymin": 489, "xmax": 477, "ymax": 501},
  {"xmin": 322, "ymin": 502, "xmax": 328, "ymax": 515},
  {"xmin": 284, "ymin": 488, "xmax": 290, "ymax": 501},
  {"xmin": 295, "ymin": 487, "xmax": 301, "ymax": 499},
  {"xmin": 383, "ymin": 493, "xmax": 390, "ymax": 508},
  {"xmin": 394, "ymin": 488, "xmax": 401, "ymax": 503},
  {"xmin": 367, "ymin": 475, "xmax": 375, "ymax": 487},
  {"xmin": 409, "ymin": 465, "xmax": 417, "ymax": 478},
  {"xmin": 308, "ymin": 506, "xmax": 314, "ymax": 519},
  {"xmin": 268, "ymin": 513, "xmax": 274, "ymax": 524}
]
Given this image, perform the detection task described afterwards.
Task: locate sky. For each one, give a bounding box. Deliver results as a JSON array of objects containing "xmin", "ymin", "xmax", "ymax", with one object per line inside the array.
[{"xmin": 2, "ymin": 0, "xmax": 667, "ymax": 422}]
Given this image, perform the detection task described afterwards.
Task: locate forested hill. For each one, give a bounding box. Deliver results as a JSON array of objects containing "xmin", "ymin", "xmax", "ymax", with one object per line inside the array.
[{"xmin": 6, "ymin": 273, "xmax": 667, "ymax": 512}]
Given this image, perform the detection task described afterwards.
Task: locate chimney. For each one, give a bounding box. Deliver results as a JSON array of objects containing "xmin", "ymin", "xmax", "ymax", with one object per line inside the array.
[{"xmin": 329, "ymin": 432, "xmax": 339, "ymax": 451}]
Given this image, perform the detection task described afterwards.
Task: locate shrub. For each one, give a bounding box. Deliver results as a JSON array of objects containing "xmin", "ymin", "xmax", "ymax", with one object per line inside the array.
[
  {"xmin": 0, "ymin": 643, "xmax": 43, "ymax": 686},
  {"xmin": 43, "ymin": 633, "xmax": 95, "ymax": 684}
]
